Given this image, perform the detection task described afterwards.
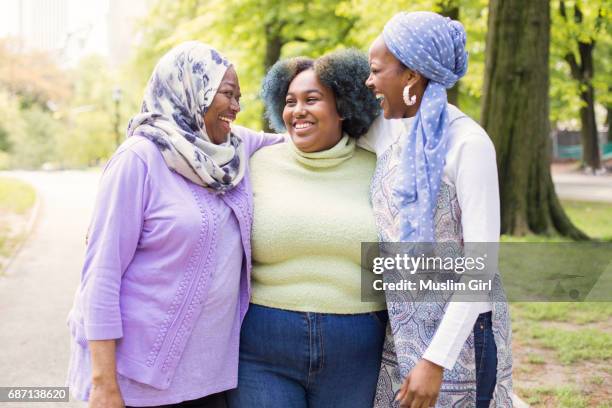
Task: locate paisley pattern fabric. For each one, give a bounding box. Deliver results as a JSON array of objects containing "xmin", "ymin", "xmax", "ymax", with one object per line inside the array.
[
  {"xmin": 127, "ymin": 41, "xmax": 247, "ymax": 192},
  {"xmin": 370, "ymin": 143, "xmax": 513, "ymax": 407}
]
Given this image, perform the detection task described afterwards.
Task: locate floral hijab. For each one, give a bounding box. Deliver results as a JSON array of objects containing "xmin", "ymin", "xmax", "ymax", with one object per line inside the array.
[{"xmin": 127, "ymin": 41, "xmax": 246, "ymax": 192}]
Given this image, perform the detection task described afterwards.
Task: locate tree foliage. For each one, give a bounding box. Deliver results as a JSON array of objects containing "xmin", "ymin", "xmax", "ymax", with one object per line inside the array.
[
  {"xmin": 0, "ymin": 40, "xmax": 68, "ymax": 168},
  {"xmin": 129, "ymin": 0, "xmax": 611, "ymax": 134},
  {"xmin": 0, "ymin": 39, "xmax": 71, "ymax": 108},
  {"xmin": 132, "ymin": 0, "xmax": 363, "ymax": 130},
  {"xmin": 54, "ymin": 56, "xmax": 122, "ymax": 167},
  {"xmin": 551, "ymin": 0, "xmax": 611, "ymax": 170},
  {"xmin": 550, "ymin": 0, "xmax": 611, "ymax": 124},
  {"xmin": 0, "ymin": 46, "xmax": 130, "ymax": 168},
  {"xmin": 0, "ymin": 90, "xmax": 26, "ymax": 168}
]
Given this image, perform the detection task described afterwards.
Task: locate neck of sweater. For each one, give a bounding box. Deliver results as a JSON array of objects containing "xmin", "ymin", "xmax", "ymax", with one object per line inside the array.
[{"xmin": 288, "ymin": 134, "xmax": 355, "ymax": 168}]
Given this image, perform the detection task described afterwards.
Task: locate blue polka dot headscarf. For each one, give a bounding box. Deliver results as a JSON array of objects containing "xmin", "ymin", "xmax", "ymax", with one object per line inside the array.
[{"xmin": 383, "ymin": 11, "xmax": 468, "ymax": 242}]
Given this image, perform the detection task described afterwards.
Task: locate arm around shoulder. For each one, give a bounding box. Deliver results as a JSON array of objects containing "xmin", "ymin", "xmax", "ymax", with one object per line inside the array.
[{"xmin": 232, "ymin": 125, "xmax": 285, "ymax": 157}]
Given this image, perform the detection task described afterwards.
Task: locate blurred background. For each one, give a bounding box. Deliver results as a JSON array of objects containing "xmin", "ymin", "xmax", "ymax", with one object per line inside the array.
[{"xmin": 0, "ymin": 1, "xmax": 610, "ymax": 407}]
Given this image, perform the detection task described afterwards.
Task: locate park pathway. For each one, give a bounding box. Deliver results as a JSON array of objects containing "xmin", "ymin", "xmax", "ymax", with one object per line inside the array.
[
  {"xmin": 552, "ymin": 168, "xmax": 612, "ymax": 203},
  {"xmin": 0, "ymin": 170, "xmax": 98, "ymax": 407}
]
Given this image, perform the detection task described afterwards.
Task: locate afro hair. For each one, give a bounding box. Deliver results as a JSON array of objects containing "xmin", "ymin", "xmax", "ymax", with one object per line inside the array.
[{"xmin": 261, "ymin": 49, "xmax": 380, "ymax": 138}]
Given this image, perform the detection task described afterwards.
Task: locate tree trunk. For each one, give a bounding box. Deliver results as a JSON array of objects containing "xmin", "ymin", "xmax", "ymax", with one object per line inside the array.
[
  {"xmin": 262, "ymin": 22, "xmax": 283, "ymax": 132},
  {"xmin": 607, "ymin": 99, "xmax": 612, "ymax": 143},
  {"xmin": 481, "ymin": 0, "xmax": 587, "ymax": 239},
  {"xmin": 437, "ymin": 0, "xmax": 460, "ymax": 106},
  {"xmin": 560, "ymin": 2, "xmax": 601, "ymax": 171},
  {"xmin": 579, "ymin": 83, "xmax": 601, "ymax": 171}
]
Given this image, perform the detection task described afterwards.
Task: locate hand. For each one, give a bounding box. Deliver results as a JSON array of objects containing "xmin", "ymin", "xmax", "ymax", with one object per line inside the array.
[
  {"xmin": 88, "ymin": 380, "xmax": 124, "ymax": 408},
  {"xmin": 88, "ymin": 340, "xmax": 123, "ymax": 407},
  {"xmin": 396, "ymin": 359, "xmax": 444, "ymax": 408}
]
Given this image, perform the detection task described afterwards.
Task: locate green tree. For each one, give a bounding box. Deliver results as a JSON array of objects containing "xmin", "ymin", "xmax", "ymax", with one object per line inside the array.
[
  {"xmin": 131, "ymin": 1, "xmax": 204, "ymax": 90},
  {"xmin": 8, "ymin": 106, "xmax": 61, "ymax": 169},
  {"xmin": 0, "ymin": 39, "xmax": 73, "ymax": 168},
  {"xmin": 134, "ymin": 0, "xmax": 362, "ymax": 131},
  {"xmin": 342, "ymin": 0, "xmax": 489, "ymax": 117},
  {"xmin": 607, "ymin": 89, "xmax": 612, "ymax": 142},
  {"xmin": 481, "ymin": 0, "xmax": 585, "ymax": 239},
  {"xmin": 55, "ymin": 56, "xmax": 122, "ymax": 167},
  {"xmin": 0, "ymin": 39, "xmax": 71, "ymax": 107},
  {"xmin": 132, "ymin": 0, "xmax": 495, "ymax": 127},
  {"xmin": 0, "ymin": 90, "xmax": 26, "ymax": 169},
  {"xmin": 592, "ymin": 24, "xmax": 611, "ymax": 144},
  {"xmin": 552, "ymin": 0, "xmax": 610, "ymax": 171}
]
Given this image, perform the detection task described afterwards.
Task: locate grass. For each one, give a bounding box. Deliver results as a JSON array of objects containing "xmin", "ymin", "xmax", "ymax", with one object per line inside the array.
[
  {"xmin": 498, "ymin": 201, "xmax": 612, "ymax": 302},
  {"xmin": 512, "ymin": 302, "xmax": 612, "ymax": 323},
  {"xmin": 512, "ymin": 302, "xmax": 612, "ymax": 365},
  {"xmin": 0, "ymin": 177, "xmax": 36, "ymax": 270},
  {"xmin": 563, "ymin": 200, "xmax": 612, "ymax": 241},
  {"xmin": 524, "ymin": 324, "xmax": 611, "ymax": 363},
  {"xmin": 526, "ymin": 354, "xmax": 545, "ymax": 365},
  {"xmin": 517, "ymin": 386, "xmax": 590, "ymax": 408},
  {"xmin": 509, "ymin": 200, "xmax": 612, "ymax": 406},
  {"xmin": 501, "ymin": 200, "xmax": 612, "ymax": 242},
  {"xmin": 0, "ymin": 177, "xmax": 36, "ymax": 214}
]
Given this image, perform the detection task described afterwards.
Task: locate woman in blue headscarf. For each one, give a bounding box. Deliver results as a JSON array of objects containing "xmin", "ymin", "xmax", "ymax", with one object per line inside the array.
[{"xmin": 360, "ymin": 11, "xmax": 513, "ymax": 408}]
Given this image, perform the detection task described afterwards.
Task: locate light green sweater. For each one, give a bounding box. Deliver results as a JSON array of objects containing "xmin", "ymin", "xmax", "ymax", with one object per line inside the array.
[{"xmin": 250, "ymin": 136, "xmax": 386, "ymax": 314}]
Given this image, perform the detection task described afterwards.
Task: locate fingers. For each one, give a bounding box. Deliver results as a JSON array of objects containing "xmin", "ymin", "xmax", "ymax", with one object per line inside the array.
[
  {"xmin": 401, "ymin": 388, "xmax": 438, "ymax": 408},
  {"xmin": 396, "ymin": 373, "xmax": 410, "ymax": 404},
  {"xmin": 412, "ymin": 394, "xmax": 438, "ymax": 408},
  {"xmin": 397, "ymin": 374, "xmax": 440, "ymax": 408},
  {"xmin": 398, "ymin": 388, "xmax": 414, "ymax": 407},
  {"xmin": 415, "ymin": 398, "xmax": 433, "ymax": 408},
  {"xmin": 431, "ymin": 392, "xmax": 439, "ymax": 407},
  {"xmin": 407, "ymin": 393, "xmax": 427, "ymax": 408}
]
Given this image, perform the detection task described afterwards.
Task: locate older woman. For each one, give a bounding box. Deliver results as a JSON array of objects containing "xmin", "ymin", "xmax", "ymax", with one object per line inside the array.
[
  {"xmin": 66, "ymin": 42, "xmax": 282, "ymax": 408},
  {"xmin": 226, "ymin": 50, "xmax": 386, "ymax": 407},
  {"xmin": 360, "ymin": 11, "xmax": 513, "ymax": 408}
]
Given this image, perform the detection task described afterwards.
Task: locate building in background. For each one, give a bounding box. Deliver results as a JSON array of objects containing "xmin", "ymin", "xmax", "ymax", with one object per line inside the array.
[
  {"xmin": 0, "ymin": 0, "xmax": 69, "ymax": 55},
  {"xmin": 0, "ymin": 0, "xmax": 151, "ymax": 67},
  {"xmin": 107, "ymin": 0, "xmax": 150, "ymax": 67},
  {"xmin": 16, "ymin": 0, "xmax": 69, "ymax": 53}
]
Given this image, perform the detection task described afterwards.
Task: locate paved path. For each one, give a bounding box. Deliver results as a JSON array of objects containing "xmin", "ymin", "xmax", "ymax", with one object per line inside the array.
[
  {"xmin": 553, "ymin": 172, "xmax": 612, "ymax": 203},
  {"xmin": 0, "ymin": 170, "xmax": 99, "ymax": 407}
]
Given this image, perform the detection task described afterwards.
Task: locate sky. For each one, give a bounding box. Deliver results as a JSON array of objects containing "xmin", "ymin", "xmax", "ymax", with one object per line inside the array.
[{"xmin": 66, "ymin": 0, "xmax": 110, "ymax": 56}]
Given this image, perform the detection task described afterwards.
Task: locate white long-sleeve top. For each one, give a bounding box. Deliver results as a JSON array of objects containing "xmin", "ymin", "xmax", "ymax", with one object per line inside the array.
[{"xmin": 359, "ymin": 104, "xmax": 498, "ymax": 370}]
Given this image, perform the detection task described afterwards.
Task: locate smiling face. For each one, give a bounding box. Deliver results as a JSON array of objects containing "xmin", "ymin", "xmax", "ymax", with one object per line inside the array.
[
  {"xmin": 282, "ymin": 69, "xmax": 343, "ymax": 153},
  {"xmin": 203, "ymin": 65, "xmax": 241, "ymax": 144},
  {"xmin": 366, "ymin": 36, "xmax": 415, "ymax": 119}
]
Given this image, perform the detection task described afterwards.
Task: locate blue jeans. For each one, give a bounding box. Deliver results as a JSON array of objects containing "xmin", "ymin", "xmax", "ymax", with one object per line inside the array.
[
  {"xmin": 226, "ymin": 304, "xmax": 388, "ymax": 408},
  {"xmin": 474, "ymin": 311, "xmax": 498, "ymax": 408}
]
